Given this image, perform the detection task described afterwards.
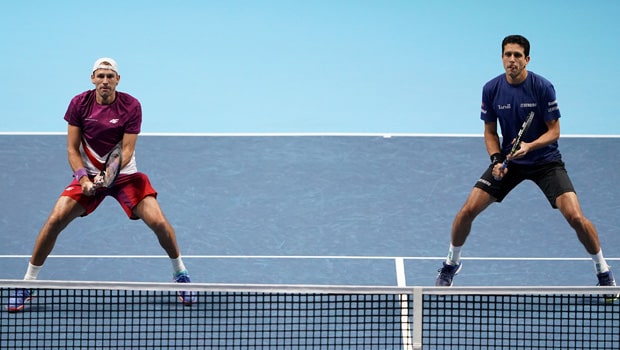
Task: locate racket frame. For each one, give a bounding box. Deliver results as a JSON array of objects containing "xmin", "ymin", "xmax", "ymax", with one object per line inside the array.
[
  {"xmin": 500, "ymin": 111, "xmax": 535, "ymax": 170},
  {"xmin": 100, "ymin": 143, "xmax": 123, "ymax": 188}
]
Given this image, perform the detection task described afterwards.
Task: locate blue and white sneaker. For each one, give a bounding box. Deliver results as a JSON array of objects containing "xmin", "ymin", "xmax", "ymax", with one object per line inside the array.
[
  {"xmin": 174, "ymin": 270, "xmax": 197, "ymax": 305},
  {"xmin": 597, "ymin": 270, "xmax": 619, "ymax": 303},
  {"xmin": 435, "ymin": 262, "xmax": 462, "ymax": 287},
  {"xmin": 6, "ymin": 289, "xmax": 33, "ymax": 312}
]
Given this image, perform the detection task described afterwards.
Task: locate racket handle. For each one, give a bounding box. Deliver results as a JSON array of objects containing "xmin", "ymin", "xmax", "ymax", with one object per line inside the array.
[{"xmin": 500, "ymin": 161, "xmax": 508, "ymax": 170}]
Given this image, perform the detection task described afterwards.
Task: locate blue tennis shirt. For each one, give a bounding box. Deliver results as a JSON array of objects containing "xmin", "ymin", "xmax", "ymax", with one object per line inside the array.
[{"xmin": 480, "ymin": 71, "xmax": 562, "ymax": 165}]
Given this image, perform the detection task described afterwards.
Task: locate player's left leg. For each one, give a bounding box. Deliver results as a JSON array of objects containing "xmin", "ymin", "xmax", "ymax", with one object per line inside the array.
[
  {"xmin": 133, "ymin": 195, "xmax": 197, "ymax": 305},
  {"xmin": 556, "ymin": 192, "xmax": 618, "ymax": 302},
  {"xmin": 555, "ymin": 192, "xmax": 600, "ymax": 254},
  {"xmin": 133, "ymin": 195, "xmax": 181, "ymax": 259}
]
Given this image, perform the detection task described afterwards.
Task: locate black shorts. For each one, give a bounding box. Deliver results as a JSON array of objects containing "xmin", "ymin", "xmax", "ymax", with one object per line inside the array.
[{"xmin": 473, "ymin": 160, "xmax": 575, "ymax": 208}]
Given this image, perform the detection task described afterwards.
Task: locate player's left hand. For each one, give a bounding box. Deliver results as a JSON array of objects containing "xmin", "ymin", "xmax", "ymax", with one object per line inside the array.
[
  {"xmin": 93, "ymin": 172, "xmax": 105, "ymax": 188},
  {"xmin": 507, "ymin": 141, "xmax": 530, "ymax": 161}
]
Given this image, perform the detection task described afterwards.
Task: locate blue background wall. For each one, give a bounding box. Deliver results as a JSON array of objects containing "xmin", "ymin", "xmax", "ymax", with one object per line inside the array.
[{"xmin": 2, "ymin": 1, "xmax": 618, "ymax": 135}]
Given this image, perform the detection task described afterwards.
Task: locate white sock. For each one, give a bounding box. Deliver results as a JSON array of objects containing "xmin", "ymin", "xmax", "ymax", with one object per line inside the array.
[
  {"xmin": 24, "ymin": 262, "xmax": 43, "ymax": 281},
  {"xmin": 171, "ymin": 256, "xmax": 187, "ymax": 275},
  {"xmin": 591, "ymin": 250, "xmax": 610, "ymax": 274},
  {"xmin": 446, "ymin": 244, "xmax": 462, "ymax": 265}
]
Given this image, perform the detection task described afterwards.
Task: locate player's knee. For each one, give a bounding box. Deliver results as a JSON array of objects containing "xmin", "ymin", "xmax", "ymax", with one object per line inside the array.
[
  {"xmin": 564, "ymin": 211, "xmax": 588, "ymax": 229},
  {"xmin": 456, "ymin": 206, "xmax": 478, "ymax": 223},
  {"xmin": 45, "ymin": 210, "xmax": 76, "ymax": 232},
  {"xmin": 148, "ymin": 217, "xmax": 172, "ymax": 234}
]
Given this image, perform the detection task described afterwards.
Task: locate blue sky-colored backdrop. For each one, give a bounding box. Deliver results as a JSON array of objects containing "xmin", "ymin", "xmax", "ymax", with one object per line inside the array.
[{"xmin": 1, "ymin": 1, "xmax": 618, "ymax": 134}]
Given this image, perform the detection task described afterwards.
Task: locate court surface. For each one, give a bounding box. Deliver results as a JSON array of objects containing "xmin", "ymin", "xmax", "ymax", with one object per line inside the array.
[{"xmin": 1, "ymin": 134, "xmax": 618, "ymax": 287}]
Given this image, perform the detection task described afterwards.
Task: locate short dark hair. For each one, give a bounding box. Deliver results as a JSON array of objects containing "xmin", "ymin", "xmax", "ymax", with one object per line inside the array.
[{"xmin": 502, "ymin": 35, "xmax": 530, "ymax": 57}]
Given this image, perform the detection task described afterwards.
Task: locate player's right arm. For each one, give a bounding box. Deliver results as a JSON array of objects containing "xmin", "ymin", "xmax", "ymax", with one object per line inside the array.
[
  {"xmin": 483, "ymin": 121, "xmax": 507, "ymax": 180},
  {"xmin": 484, "ymin": 121, "xmax": 501, "ymax": 157},
  {"xmin": 67, "ymin": 124, "xmax": 96, "ymax": 196}
]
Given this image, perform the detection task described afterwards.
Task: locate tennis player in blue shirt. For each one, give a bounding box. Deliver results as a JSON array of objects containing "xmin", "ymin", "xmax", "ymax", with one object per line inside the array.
[{"xmin": 435, "ymin": 35, "xmax": 617, "ymax": 300}]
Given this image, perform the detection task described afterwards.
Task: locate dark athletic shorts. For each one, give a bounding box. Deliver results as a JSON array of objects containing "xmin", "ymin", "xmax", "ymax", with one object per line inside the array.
[{"xmin": 473, "ymin": 160, "xmax": 575, "ymax": 208}]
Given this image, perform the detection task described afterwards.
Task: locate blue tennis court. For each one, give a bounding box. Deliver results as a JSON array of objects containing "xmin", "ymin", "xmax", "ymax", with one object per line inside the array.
[
  {"xmin": 2, "ymin": 134, "xmax": 620, "ymax": 349},
  {"xmin": 1, "ymin": 134, "xmax": 618, "ymax": 287}
]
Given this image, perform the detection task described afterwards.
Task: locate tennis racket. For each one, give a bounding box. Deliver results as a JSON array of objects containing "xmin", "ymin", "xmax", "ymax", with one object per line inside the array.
[
  {"xmin": 95, "ymin": 143, "xmax": 122, "ymax": 188},
  {"xmin": 500, "ymin": 111, "xmax": 535, "ymax": 170}
]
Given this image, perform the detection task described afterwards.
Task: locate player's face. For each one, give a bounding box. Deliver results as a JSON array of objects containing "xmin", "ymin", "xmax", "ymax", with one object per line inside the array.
[
  {"xmin": 502, "ymin": 43, "xmax": 530, "ymax": 84},
  {"xmin": 91, "ymin": 69, "xmax": 120, "ymax": 103}
]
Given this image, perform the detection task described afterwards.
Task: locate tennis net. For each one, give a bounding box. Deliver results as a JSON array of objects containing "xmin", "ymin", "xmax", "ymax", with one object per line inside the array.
[
  {"xmin": 1, "ymin": 281, "xmax": 619, "ymax": 349},
  {"xmin": 1, "ymin": 281, "xmax": 412, "ymax": 349}
]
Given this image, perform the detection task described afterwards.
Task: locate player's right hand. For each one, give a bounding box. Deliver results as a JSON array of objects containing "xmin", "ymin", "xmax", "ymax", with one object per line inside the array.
[
  {"xmin": 81, "ymin": 180, "xmax": 97, "ymax": 196},
  {"xmin": 492, "ymin": 163, "xmax": 507, "ymax": 181}
]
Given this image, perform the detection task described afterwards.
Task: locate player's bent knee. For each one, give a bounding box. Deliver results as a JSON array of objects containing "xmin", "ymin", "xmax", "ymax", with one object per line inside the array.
[
  {"xmin": 144, "ymin": 216, "xmax": 173, "ymax": 235},
  {"xmin": 564, "ymin": 212, "xmax": 589, "ymax": 229},
  {"xmin": 456, "ymin": 207, "xmax": 478, "ymax": 224}
]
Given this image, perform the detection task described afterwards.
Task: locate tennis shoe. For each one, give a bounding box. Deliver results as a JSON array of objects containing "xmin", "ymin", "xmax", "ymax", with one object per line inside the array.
[
  {"xmin": 6, "ymin": 289, "xmax": 32, "ymax": 312},
  {"xmin": 174, "ymin": 270, "xmax": 197, "ymax": 305},
  {"xmin": 435, "ymin": 262, "xmax": 462, "ymax": 287},
  {"xmin": 596, "ymin": 270, "xmax": 619, "ymax": 303}
]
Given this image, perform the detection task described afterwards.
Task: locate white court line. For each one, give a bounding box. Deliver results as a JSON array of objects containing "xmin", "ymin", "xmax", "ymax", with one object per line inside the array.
[
  {"xmin": 395, "ymin": 258, "xmax": 414, "ymax": 349},
  {"xmin": 1, "ymin": 255, "xmax": 618, "ymax": 260},
  {"xmin": 395, "ymin": 258, "xmax": 407, "ymax": 286},
  {"xmin": 2, "ymin": 131, "xmax": 619, "ymax": 138},
  {"xmin": 1, "ymin": 132, "xmax": 480, "ymax": 137}
]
